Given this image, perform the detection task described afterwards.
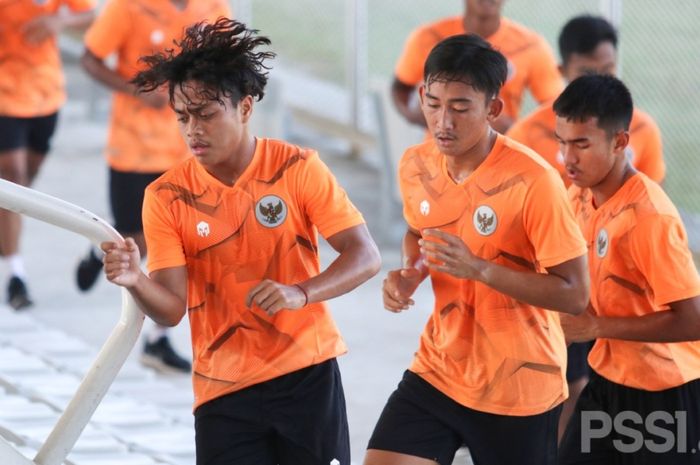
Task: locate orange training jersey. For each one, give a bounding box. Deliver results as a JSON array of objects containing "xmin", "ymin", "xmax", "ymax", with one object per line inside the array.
[
  {"xmin": 394, "ymin": 16, "xmax": 563, "ymax": 123},
  {"xmin": 569, "ymin": 174, "xmax": 700, "ymax": 390},
  {"xmin": 0, "ymin": 0, "xmax": 96, "ymax": 117},
  {"xmin": 507, "ymin": 102, "xmax": 665, "ymax": 186},
  {"xmin": 84, "ymin": 0, "xmax": 230, "ymax": 173},
  {"xmin": 400, "ymin": 134, "xmax": 587, "ymax": 416},
  {"xmin": 143, "ymin": 138, "xmax": 365, "ymax": 409}
]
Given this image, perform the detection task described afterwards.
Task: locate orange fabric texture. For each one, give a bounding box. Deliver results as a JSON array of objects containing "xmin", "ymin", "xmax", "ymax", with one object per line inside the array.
[
  {"xmin": 143, "ymin": 138, "xmax": 365, "ymax": 408},
  {"xmin": 84, "ymin": 0, "xmax": 230, "ymax": 173},
  {"xmin": 394, "ymin": 16, "xmax": 563, "ymax": 122},
  {"xmin": 569, "ymin": 174, "xmax": 700, "ymax": 391},
  {"xmin": 507, "ymin": 102, "xmax": 665, "ymax": 185},
  {"xmin": 0, "ymin": 0, "xmax": 96, "ymax": 117},
  {"xmin": 399, "ymin": 134, "xmax": 587, "ymax": 416}
]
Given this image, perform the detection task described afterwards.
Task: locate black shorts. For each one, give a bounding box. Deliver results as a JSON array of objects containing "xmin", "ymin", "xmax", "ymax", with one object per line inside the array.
[
  {"xmin": 109, "ymin": 168, "xmax": 162, "ymax": 234},
  {"xmin": 560, "ymin": 371, "xmax": 700, "ymax": 464},
  {"xmin": 567, "ymin": 341, "xmax": 595, "ymax": 383},
  {"xmin": 367, "ymin": 370, "xmax": 561, "ymax": 465},
  {"xmin": 0, "ymin": 113, "xmax": 59, "ymax": 154},
  {"xmin": 194, "ymin": 358, "xmax": 350, "ymax": 465}
]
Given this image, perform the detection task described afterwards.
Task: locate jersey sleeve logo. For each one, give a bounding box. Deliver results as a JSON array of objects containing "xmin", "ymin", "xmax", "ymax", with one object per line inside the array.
[
  {"xmin": 420, "ymin": 199, "xmax": 430, "ymax": 216},
  {"xmin": 196, "ymin": 221, "xmax": 210, "ymax": 237},
  {"xmin": 255, "ymin": 195, "xmax": 288, "ymax": 228},
  {"xmin": 150, "ymin": 30, "xmax": 165, "ymax": 45},
  {"xmin": 596, "ymin": 228, "xmax": 609, "ymax": 258},
  {"xmin": 473, "ymin": 205, "xmax": 498, "ymax": 236}
]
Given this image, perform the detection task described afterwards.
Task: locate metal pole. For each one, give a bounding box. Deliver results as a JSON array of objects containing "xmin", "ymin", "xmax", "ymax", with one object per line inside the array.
[
  {"xmin": 345, "ymin": 0, "xmax": 368, "ymax": 132},
  {"xmin": 600, "ymin": 0, "xmax": 623, "ymax": 76},
  {"xmin": 232, "ymin": 0, "xmax": 252, "ymax": 25}
]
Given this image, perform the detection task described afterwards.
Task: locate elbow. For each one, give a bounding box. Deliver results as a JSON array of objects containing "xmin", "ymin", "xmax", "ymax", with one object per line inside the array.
[
  {"xmin": 157, "ymin": 313, "xmax": 184, "ymax": 328},
  {"xmin": 364, "ymin": 243, "xmax": 382, "ymax": 279},
  {"xmin": 566, "ymin": 284, "xmax": 590, "ymax": 316},
  {"xmin": 80, "ymin": 49, "xmax": 100, "ymax": 77}
]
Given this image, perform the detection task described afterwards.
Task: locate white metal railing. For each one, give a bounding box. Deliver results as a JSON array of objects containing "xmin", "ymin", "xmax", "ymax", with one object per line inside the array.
[{"xmin": 0, "ymin": 179, "xmax": 144, "ymax": 465}]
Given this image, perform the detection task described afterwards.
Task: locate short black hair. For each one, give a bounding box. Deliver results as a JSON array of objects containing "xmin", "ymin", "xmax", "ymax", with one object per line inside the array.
[
  {"xmin": 423, "ymin": 34, "xmax": 507, "ymax": 100},
  {"xmin": 132, "ymin": 18, "xmax": 275, "ymax": 106},
  {"xmin": 559, "ymin": 15, "xmax": 618, "ymax": 65},
  {"xmin": 553, "ymin": 74, "xmax": 633, "ymax": 136}
]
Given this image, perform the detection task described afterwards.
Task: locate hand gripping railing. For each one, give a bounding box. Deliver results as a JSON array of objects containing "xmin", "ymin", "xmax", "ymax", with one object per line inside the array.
[{"xmin": 0, "ymin": 179, "xmax": 144, "ymax": 465}]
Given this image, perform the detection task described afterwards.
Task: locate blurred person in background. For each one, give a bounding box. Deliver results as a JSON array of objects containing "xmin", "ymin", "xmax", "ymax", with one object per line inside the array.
[
  {"xmin": 0, "ymin": 0, "xmax": 96, "ymax": 310},
  {"xmin": 76, "ymin": 0, "xmax": 230, "ymax": 373},
  {"xmin": 392, "ymin": 0, "xmax": 563, "ymax": 134},
  {"xmin": 507, "ymin": 15, "xmax": 666, "ymax": 439}
]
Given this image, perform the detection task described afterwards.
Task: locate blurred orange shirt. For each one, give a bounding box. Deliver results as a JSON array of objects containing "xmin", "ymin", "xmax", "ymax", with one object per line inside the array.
[
  {"xmin": 569, "ymin": 174, "xmax": 700, "ymax": 390},
  {"xmin": 84, "ymin": 0, "xmax": 230, "ymax": 173},
  {"xmin": 399, "ymin": 134, "xmax": 586, "ymax": 416},
  {"xmin": 143, "ymin": 138, "xmax": 365, "ymax": 409},
  {"xmin": 507, "ymin": 102, "xmax": 665, "ymax": 186},
  {"xmin": 0, "ymin": 0, "xmax": 96, "ymax": 117},
  {"xmin": 395, "ymin": 16, "xmax": 563, "ymax": 123}
]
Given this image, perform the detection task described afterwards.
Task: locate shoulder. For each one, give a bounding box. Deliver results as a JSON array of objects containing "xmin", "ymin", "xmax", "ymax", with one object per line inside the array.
[
  {"xmin": 632, "ymin": 174, "xmax": 678, "ymax": 218},
  {"xmin": 630, "ymin": 107, "xmax": 661, "ymax": 134},
  {"xmin": 499, "ymin": 135, "xmax": 556, "ymax": 175},
  {"xmin": 408, "ymin": 15, "xmax": 462, "ymax": 41},
  {"xmin": 499, "ymin": 17, "xmax": 546, "ymax": 45},
  {"xmin": 258, "ymin": 137, "xmax": 315, "ymax": 165},
  {"xmin": 146, "ymin": 158, "xmax": 198, "ymax": 198},
  {"xmin": 507, "ymin": 102, "xmax": 555, "ymax": 138},
  {"xmin": 399, "ymin": 139, "xmax": 441, "ymax": 178}
]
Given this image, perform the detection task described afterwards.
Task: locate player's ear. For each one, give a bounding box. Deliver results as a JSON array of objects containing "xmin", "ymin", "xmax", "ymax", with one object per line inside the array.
[
  {"xmin": 418, "ymin": 83, "xmax": 426, "ymax": 105},
  {"xmin": 239, "ymin": 95, "xmax": 254, "ymax": 123},
  {"xmin": 612, "ymin": 129, "xmax": 630, "ymax": 154},
  {"xmin": 486, "ymin": 95, "xmax": 503, "ymax": 121}
]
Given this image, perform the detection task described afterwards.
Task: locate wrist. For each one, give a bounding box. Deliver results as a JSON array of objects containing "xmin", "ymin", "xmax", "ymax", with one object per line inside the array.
[
  {"xmin": 472, "ymin": 257, "xmax": 490, "ymax": 283},
  {"xmin": 293, "ymin": 283, "xmax": 309, "ymax": 306}
]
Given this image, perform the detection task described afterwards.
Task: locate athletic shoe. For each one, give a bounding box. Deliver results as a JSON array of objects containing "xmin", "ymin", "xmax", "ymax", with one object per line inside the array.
[
  {"xmin": 141, "ymin": 335, "xmax": 192, "ymax": 374},
  {"xmin": 76, "ymin": 249, "xmax": 103, "ymax": 292},
  {"xmin": 7, "ymin": 276, "xmax": 32, "ymax": 311}
]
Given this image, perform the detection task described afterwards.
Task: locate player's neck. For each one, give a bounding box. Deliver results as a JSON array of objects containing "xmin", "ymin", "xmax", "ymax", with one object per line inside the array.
[
  {"xmin": 211, "ymin": 134, "xmax": 257, "ymax": 187},
  {"xmin": 591, "ymin": 160, "xmax": 636, "ymax": 208},
  {"xmin": 463, "ymin": 13, "xmax": 501, "ymax": 38},
  {"xmin": 445, "ymin": 128, "xmax": 497, "ymax": 183}
]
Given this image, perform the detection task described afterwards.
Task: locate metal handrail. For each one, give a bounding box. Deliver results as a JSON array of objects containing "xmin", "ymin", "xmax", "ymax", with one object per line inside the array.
[{"xmin": 0, "ymin": 179, "xmax": 144, "ymax": 465}]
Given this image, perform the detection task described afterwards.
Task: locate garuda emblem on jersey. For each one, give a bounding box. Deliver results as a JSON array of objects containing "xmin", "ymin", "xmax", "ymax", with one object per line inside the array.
[
  {"xmin": 596, "ymin": 228, "xmax": 609, "ymax": 258},
  {"xmin": 473, "ymin": 205, "xmax": 497, "ymax": 236},
  {"xmin": 255, "ymin": 195, "xmax": 288, "ymax": 228}
]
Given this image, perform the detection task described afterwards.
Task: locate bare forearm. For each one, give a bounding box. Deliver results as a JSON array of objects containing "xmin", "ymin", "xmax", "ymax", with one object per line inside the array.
[
  {"xmin": 402, "ymin": 229, "xmax": 428, "ymax": 278},
  {"xmin": 391, "ymin": 80, "xmax": 426, "ymax": 127},
  {"xmin": 300, "ymin": 243, "xmax": 380, "ymax": 304},
  {"xmin": 128, "ymin": 272, "xmax": 186, "ymax": 327},
  {"xmin": 58, "ymin": 10, "xmax": 95, "ymax": 30},
  {"xmin": 81, "ymin": 51, "xmax": 134, "ymax": 95},
  {"xmin": 479, "ymin": 260, "xmax": 586, "ymax": 314},
  {"xmin": 596, "ymin": 311, "xmax": 700, "ymax": 343}
]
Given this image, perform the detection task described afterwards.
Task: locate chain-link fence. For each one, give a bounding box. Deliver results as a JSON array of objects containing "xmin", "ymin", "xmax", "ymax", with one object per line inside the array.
[{"xmin": 235, "ymin": 0, "xmax": 700, "ymax": 250}]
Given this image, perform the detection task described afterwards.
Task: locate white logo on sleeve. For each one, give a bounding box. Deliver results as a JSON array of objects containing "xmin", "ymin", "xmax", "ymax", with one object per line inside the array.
[
  {"xmin": 596, "ymin": 228, "xmax": 609, "ymax": 258},
  {"xmin": 196, "ymin": 221, "xmax": 210, "ymax": 237},
  {"xmin": 150, "ymin": 29, "xmax": 164, "ymax": 45},
  {"xmin": 420, "ymin": 199, "xmax": 430, "ymax": 216},
  {"xmin": 473, "ymin": 205, "xmax": 498, "ymax": 236},
  {"xmin": 330, "ymin": 460, "xmax": 340, "ymax": 465}
]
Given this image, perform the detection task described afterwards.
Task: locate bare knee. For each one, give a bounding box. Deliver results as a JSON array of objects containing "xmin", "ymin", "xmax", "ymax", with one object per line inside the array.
[
  {"xmin": 0, "ymin": 149, "xmax": 29, "ymax": 186},
  {"xmin": 364, "ymin": 449, "xmax": 438, "ymax": 465}
]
